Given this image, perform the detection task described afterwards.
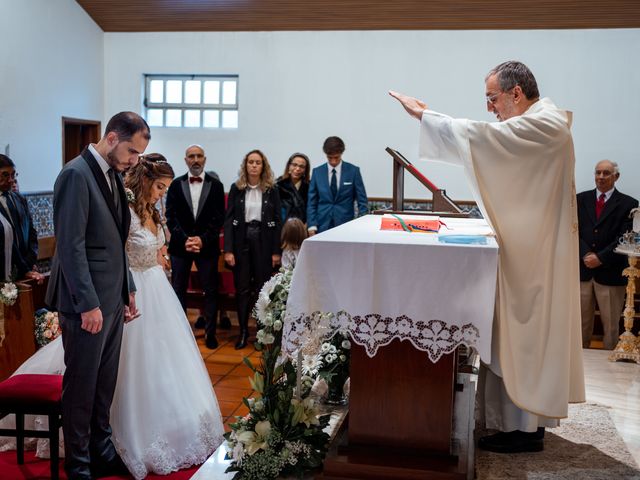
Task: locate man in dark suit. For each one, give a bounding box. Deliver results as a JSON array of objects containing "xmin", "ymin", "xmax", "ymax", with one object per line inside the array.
[
  {"xmin": 578, "ymin": 159, "xmax": 638, "ymax": 349},
  {"xmin": 45, "ymin": 112, "xmax": 150, "ymax": 479},
  {"xmin": 166, "ymin": 144, "xmax": 225, "ymax": 349},
  {"xmin": 0, "ymin": 154, "xmax": 43, "ymax": 282},
  {"xmin": 307, "ymin": 136, "xmax": 368, "ymax": 235}
]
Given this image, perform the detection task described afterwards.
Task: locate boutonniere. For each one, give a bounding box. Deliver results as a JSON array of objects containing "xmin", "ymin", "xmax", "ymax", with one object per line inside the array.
[
  {"xmin": 267, "ymin": 221, "xmax": 276, "ymax": 228},
  {"xmin": 125, "ymin": 188, "xmax": 135, "ymax": 204}
]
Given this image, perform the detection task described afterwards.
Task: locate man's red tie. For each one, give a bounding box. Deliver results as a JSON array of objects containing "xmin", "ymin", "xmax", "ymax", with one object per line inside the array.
[
  {"xmin": 189, "ymin": 176, "xmax": 203, "ymax": 184},
  {"xmin": 595, "ymin": 193, "xmax": 606, "ymax": 219}
]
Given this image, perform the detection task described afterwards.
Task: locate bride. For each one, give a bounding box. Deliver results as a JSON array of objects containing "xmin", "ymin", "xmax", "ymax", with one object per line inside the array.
[{"xmin": 0, "ymin": 154, "xmax": 225, "ymax": 479}]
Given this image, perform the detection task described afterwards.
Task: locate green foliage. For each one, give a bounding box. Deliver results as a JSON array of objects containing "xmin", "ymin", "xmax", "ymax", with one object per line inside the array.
[{"xmin": 224, "ymin": 269, "xmax": 331, "ymax": 479}]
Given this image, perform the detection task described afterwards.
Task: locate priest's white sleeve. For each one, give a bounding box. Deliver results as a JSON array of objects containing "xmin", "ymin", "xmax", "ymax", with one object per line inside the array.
[
  {"xmin": 418, "ymin": 110, "xmax": 472, "ymax": 168},
  {"xmin": 418, "ymin": 109, "xmax": 489, "ymax": 222}
]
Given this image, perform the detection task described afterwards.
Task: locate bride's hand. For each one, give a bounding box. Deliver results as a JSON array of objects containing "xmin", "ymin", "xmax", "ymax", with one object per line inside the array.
[
  {"xmin": 157, "ymin": 250, "xmax": 170, "ymax": 271},
  {"xmin": 125, "ymin": 294, "xmax": 141, "ymax": 323}
]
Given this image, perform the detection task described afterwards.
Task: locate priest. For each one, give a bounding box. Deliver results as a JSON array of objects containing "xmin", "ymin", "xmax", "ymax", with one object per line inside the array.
[{"xmin": 390, "ymin": 61, "xmax": 585, "ymax": 453}]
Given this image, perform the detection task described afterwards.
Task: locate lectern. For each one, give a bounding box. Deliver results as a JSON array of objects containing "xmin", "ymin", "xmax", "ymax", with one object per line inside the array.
[{"xmin": 380, "ymin": 147, "xmax": 468, "ymax": 217}]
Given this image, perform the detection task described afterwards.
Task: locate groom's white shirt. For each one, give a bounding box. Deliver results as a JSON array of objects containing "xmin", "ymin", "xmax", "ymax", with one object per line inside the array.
[{"xmin": 89, "ymin": 144, "xmax": 113, "ymax": 192}]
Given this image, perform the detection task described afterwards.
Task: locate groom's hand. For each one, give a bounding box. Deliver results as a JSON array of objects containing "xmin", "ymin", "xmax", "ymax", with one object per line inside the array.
[{"xmin": 81, "ymin": 307, "xmax": 103, "ymax": 334}]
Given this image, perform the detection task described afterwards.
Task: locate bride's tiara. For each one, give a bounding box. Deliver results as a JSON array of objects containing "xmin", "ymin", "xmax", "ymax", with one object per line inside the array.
[{"xmin": 139, "ymin": 154, "xmax": 169, "ymax": 164}]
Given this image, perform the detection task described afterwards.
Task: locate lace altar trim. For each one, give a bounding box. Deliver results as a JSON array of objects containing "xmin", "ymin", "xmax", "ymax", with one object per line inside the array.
[
  {"xmin": 115, "ymin": 414, "xmax": 224, "ymax": 480},
  {"xmin": 283, "ymin": 311, "xmax": 479, "ymax": 363}
]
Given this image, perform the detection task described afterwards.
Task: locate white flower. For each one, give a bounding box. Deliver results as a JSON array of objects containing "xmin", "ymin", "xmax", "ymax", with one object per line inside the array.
[
  {"xmin": 261, "ymin": 275, "xmax": 280, "ymax": 297},
  {"xmin": 262, "ymin": 312, "xmax": 274, "ymax": 327},
  {"xmin": 262, "ymin": 333, "xmax": 275, "ymax": 345},
  {"xmin": 339, "ymin": 354, "xmax": 346, "ymax": 362},
  {"xmin": 232, "ymin": 442, "xmax": 245, "ymax": 464},
  {"xmin": 237, "ymin": 420, "xmax": 271, "ymax": 456},
  {"xmin": 125, "ymin": 188, "xmax": 135, "ymax": 203},
  {"xmin": 320, "ymin": 343, "xmax": 331, "ymax": 353},
  {"xmin": 273, "ymin": 320, "xmax": 282, "ymax": 331},
  {"xmin": 325, "ymin": 353, "xmax": 336, "ymax": 364},
  {"xmin": 0, "ymin": 282, "xmax": 18, "ymax": 305},
  {"xmin": 341, "ymin": 340, "xmax": 351, "ymax": 349},
  {"xmin": 329, "ymin": 345, "xmax": 337, "ymax": 354},
  {"xmin": 254, "ymin": 293, "xmax": 271, "ymax": 322},
  {"xmin": 301, "ymin": 354, "xmax": 322, "ymax": 376}
]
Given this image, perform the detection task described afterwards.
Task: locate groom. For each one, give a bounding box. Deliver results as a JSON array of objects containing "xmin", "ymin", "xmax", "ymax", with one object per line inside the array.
[{"xmin": 45, "ymin": 112, "xmax": 150, "ymax": 479}]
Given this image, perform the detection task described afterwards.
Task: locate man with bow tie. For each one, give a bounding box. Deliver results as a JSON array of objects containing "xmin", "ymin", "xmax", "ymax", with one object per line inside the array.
[
  {"xmin": 577, "ymin": 159, "xmax": 638, "ymax": 349},
  {"xmin": 166, "ymin": 144, "xmax": 225, "ymax": 349}
]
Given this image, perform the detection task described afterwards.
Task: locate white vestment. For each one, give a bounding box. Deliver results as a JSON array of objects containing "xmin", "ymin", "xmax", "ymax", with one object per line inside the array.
[{"xmin": 418, "ymin": 97, "xmax": 585, "ymax": 430}]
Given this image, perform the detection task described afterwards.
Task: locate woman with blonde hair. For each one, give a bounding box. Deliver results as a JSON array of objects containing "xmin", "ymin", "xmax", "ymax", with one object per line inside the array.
[
  {"xmin": 0, "ymin": 154, "xmax": 225, "ymax": 479},
  {"xmin": 224, "ymin": 149, "xmax": 282, "ymax": 349}
]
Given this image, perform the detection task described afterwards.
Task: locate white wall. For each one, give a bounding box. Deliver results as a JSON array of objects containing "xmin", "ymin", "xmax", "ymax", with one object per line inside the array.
[
  {"xmin": 104, "ymin": 29, "xmax": 640, "ymax": 201},
  {"xmin": 0, "ymin": 0, "xmax": 103, "ymax": 192}
]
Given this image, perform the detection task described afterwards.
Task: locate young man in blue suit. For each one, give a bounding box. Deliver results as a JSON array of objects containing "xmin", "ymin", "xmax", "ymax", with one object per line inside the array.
[{"xmin": 307, "ymin": 136, "xmax": 368, "ymax": 235}]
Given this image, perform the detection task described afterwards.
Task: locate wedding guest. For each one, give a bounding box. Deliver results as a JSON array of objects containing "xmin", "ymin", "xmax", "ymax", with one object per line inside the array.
[
  {"xmin": 276, "ymin": 153, "xmax": 310, "ymax": 223},
  {"xmin": 0, "ymin": 154, "xmax": 43, "ymax": 282},
  {"xmin": 224, "ymin": 149, "xmax": 282, "ymax": 349},
  {"xmin": 307, "ymin": 136, "xmax": 368, "ymax": 235},
  {"xmin": 165, "ymin": 144, "xmax": 225, "ymax": 349},
  {"xmin": 281, "ymin": 217, "xmax": 307, "ymax": 269},
  {"xmin": 578, "ymin": 160, "xmax": 638, "ymax": 349}
]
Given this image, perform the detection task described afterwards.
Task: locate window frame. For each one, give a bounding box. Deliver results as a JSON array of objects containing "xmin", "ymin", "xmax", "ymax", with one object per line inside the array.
[{"xmin": 143, "ymin": 74, "xmax": 239, "ymax": 129}]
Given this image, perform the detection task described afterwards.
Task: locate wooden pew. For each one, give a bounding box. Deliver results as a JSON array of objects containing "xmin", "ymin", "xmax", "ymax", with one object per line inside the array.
[{"xmin": 0, "ymin": 284, "xmax": 37, "ymax": 381}]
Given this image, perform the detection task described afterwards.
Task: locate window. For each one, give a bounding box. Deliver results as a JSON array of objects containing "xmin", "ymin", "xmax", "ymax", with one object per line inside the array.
[{"xmin": 144, "ymin": 75, "xmax": 239, "ymax": 129}]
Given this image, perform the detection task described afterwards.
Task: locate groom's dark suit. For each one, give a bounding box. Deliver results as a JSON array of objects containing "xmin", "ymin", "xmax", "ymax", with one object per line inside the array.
[
  {"xmin": 45, "ymin": 148, "xmax": 134, "ymax": 479},
  {"xmin": 166, "ymin": 173, "xmax": 225, "ymax": 342}
]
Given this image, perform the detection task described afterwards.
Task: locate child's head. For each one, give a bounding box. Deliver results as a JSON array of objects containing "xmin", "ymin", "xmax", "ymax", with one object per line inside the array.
[{"xmin": 281, "ymin": 218, "xmax": 307, "ymax": 250}]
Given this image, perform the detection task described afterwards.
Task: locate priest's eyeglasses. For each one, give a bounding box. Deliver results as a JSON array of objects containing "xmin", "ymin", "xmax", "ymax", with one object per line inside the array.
[{"xmin": 486, "ymin": 87, "xmax": 514, "ymax": 105}]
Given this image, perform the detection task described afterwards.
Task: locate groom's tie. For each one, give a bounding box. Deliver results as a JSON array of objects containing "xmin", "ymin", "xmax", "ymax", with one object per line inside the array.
[
  {"xmin": 107, "ymin": 168, "xmax": 121, "ymax": 217},
  {"xmin": 330, "ymin": 168, "xmax": 338, "ymax": 200}
]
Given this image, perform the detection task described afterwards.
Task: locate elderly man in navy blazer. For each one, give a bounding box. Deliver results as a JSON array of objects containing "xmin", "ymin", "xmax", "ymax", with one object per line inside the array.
[
  {"xmin": 578, "ymin": 159, "xmax": 638, "ymax": 349},
  {"xmin": 307, "ymin": 136, "xmax": 368, "ymax": 234}
]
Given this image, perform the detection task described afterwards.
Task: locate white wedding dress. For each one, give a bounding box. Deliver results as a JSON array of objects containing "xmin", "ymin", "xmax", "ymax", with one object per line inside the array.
[{"xmin": 0, "ymin": 208, "xmax": 225, "ymax": 479}]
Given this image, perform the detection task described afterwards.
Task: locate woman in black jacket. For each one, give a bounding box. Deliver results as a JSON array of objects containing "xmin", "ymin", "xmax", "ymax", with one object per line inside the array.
[
  {"xmin": 224, "ymin": 149, "xmax": 282, "ymax": 349},
  {"xmin": 275, "ymin": 153, "xmax": 310, "ymax": 223}
]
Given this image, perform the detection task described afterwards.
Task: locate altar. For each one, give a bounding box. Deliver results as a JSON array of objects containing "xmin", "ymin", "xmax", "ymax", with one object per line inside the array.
[{"xmin": 283, "ymin": 214, "xmax": 499, "ymax": 479}]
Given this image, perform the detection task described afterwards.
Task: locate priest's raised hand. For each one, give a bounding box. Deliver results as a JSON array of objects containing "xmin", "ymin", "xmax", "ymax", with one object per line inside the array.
[{"xmin": 388, "ymin": 90, "xmax": 428, "ymax": 120}]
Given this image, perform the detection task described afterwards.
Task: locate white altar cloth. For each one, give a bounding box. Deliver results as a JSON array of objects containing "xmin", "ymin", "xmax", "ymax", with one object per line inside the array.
[{"xmin": 283, "ymin": 214, "xmax": 499, "ymax": 363}]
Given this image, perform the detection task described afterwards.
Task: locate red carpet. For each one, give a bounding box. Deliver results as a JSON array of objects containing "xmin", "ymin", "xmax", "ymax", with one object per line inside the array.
[{"xmin": 0, "ymin": 451, "xmax": 199, "ymax": 479}]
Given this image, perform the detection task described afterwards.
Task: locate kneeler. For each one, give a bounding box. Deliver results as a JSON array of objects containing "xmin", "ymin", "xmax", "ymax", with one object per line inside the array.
[{"xmin": 0, "ymin": 374, "xmax": 63, "ymax": 480}]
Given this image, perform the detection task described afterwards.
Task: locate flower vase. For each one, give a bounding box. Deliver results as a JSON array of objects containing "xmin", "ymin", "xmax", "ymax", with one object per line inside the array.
[{"xmin": 324, "ymin": 375, "xmax": 348, "ymax": 405}]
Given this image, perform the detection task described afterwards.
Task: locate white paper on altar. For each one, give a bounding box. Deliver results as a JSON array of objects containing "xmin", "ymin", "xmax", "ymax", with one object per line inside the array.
[{"xmin": 283, "ymin": 214, "xmax": 498, "ymax": 363}]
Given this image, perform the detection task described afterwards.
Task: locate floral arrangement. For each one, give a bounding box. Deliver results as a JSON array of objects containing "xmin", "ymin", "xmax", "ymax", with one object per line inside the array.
[
  {"xmin": 34, "ymin": 308, "xmax": 61, "ymax": 347},
  {"xmin": 0, "ymin": 282, "xmax": 18, "ymax": 306},
  {"xmin": 317, "ymin": 332, "xmax": 351, "ymax": 385},
  {"xmin": 224, "ymin": 268, "xmax": 330, "ymax": 480},
  {"xmin": 125, "ymin": 187, "xmax": 135, "ymax": 204}
]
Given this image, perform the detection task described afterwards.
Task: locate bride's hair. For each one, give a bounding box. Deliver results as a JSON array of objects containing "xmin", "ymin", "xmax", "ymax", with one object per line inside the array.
[{"xmin": 125, "ymin": 153, "xmax": 174, "ymax": 225}]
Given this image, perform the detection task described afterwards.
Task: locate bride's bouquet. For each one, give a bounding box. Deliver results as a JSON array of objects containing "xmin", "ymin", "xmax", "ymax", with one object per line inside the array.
[
  {"xmin": 224, "ymin": 268, "xmax": 330, "ymax": 480},
  {"xmin": 34, "ymin": 308, "xmax": 61, "ymax": 347}
]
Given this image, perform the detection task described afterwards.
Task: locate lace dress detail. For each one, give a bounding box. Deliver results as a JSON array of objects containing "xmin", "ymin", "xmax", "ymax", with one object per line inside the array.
[{"xmin": 126, "ymin": 208, "xmax": 164, "ymax": 271}]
